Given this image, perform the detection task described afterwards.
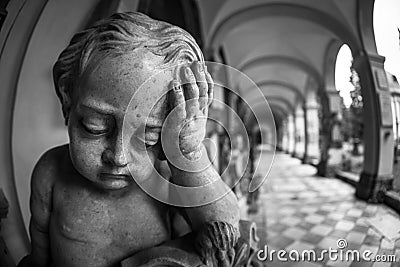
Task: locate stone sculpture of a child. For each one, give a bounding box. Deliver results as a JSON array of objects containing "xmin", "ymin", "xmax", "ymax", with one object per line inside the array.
[{"xmin": 18, "ymin": 12, "xmax": 239, "ymax": 267}]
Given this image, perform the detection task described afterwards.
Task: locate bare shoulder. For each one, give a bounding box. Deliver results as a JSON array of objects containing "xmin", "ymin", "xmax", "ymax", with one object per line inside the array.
[{"xmin": 31, "ymin": 144, "xmax": 69, "ymax": 191}]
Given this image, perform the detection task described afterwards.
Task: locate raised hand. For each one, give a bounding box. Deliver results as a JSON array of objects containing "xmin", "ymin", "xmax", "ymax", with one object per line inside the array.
[
  {"xmin": 161, "ymin": 61, "xmax": 214, "ymax": 166},
  {"xmin": 160, "ymin": 62, "xmax": 240, "ymax": 266}
]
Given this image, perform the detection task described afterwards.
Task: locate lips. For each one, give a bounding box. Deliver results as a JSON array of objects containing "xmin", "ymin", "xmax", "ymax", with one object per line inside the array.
[
  {"xmin": 99, "ymin": 173, "xmax": 131, "ymax": 180},
  {"xmin": 98, "ymin": 173, "xmax": 132, "ymax": 190}
]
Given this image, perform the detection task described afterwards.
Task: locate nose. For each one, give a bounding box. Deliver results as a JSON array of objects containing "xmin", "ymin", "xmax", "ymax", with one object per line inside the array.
[{"xmin": 102, "ymin": 135, "xmax": 129, "ymax": 167}]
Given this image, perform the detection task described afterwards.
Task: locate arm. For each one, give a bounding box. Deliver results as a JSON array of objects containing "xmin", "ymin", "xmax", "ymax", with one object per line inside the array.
[
  {"xmin": 169, "ymin": 148, "xmax": 240, "ymax": 266},
  {"xmin": 163, "ymin": 62, "xmax": 240, "ymax": 264},
  {"xmin": 19, "ymin": 151, "xmax": 54, "ymax": 267},
  {"xmin": 169, "ymin": 147, "xmax": 239, "ymax": 230}
]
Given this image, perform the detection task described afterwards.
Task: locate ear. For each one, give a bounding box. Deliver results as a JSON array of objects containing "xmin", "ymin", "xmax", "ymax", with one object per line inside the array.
[{"xmin": 58, "ymin": 83, "xmax": 71, "ymax": 125}]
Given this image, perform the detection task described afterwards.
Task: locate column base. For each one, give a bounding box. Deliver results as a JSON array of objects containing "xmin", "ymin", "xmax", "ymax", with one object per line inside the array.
[
  {"xmin": 302, "ymin": 156, "xmax": 319, "ymax": 167},
  {"xmin": 356, "ymin": 172, "xmax": 393, "ymax": 203},
  {"xmin": 316, "ymin": 160, "xmax": 327, "ymax": 176}
]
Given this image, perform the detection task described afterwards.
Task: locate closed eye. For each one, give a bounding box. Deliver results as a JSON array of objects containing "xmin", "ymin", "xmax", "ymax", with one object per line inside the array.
[
  {"xmin": 82, "ymin": 123, "xmax": 108, "ymax": 135},
  {"xmin": 81, "ymin": 119, "xmax": 110, "ymax": 136}
]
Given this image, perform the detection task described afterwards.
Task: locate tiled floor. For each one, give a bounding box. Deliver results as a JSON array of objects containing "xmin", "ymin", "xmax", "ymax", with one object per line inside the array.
[{"xmin": 239, "ymin": 153, "xmax": 400, "ymax": 267}]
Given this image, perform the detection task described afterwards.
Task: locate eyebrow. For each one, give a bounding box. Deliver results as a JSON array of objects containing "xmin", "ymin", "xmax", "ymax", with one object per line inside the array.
[{"xmin": 79, "ymin": 102, "xmax": 117, "ymax": 115}]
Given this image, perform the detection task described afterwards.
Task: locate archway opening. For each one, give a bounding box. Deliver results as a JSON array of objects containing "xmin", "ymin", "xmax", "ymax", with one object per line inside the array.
[{"xmin": 328, "ymin": 44, "xmax": 364, "ymax": 180}]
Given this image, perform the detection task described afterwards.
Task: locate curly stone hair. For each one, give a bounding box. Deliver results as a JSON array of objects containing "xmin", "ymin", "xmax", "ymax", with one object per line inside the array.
[{"xmin": 53, "ymin": 11, "xmax": 204, "ymax": 124}]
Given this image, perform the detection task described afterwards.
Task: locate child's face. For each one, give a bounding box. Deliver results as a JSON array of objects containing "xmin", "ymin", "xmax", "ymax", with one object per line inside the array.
[{"xmin": 67, "ymin": 50, "xmax": 172, "ymax": 190}]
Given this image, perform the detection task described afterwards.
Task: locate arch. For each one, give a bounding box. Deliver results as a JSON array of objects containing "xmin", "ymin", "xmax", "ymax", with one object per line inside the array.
[
  {"xmin": 245, "ymin": 110, "xmax": 277, "ymax": 132},
  {"xmin": 248, "ymin": 95, "xmax": 294, "ymax": 114},
  {"xmin": 244, "ymin": 99, "xmax": 278, "ymax": 124},
  {"xmin": 269, "ymin": 102, "xmax": 289, "ymax": 115},
  {"xmin": 264, "ymin": 96, "xmax": 295, "ymax": 114},
  {"xmin": 272, "ymin": 109, "xmax": 286, "ymax": 121},
  {"xmin": 241, "ymin": 80, "xmax": 305, "ymax": 103},
  {"xmin": 270, "ymin": 104, "xmax": 289, "ymax": 122},
  {"xmin": 207, "ymin": 3, "xmax": 360, "ymax": 55},
  {"xmin": 238, "ymin": 55, "xmax": 323, "ymax": 87},
  {"xmin": 323, "ymin": 39, "xmax": 344, "ymax": 93},
  {"xmin": 245, "ymin": 101, "xmax": 288, "ymax": 123},
  {"xmin": 358, "ymin": 0, "xmax": 377, "ymax": 54}
]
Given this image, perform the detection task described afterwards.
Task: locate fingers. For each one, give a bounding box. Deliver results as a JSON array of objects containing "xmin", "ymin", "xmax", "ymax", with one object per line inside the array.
[
  {"xmin": 172, "ymin": 62, "xmax": 213, "ymax": 119},
  {"xmin": 217, "ymin": 250, "xmax": 230, "ymax": 267},
  {"xmin": 169, "ymin": 80, "xmax": 186, "ymax": 121},
  {"xmin": 205, "ymin": 67, "xmax": 214, "ymax": 107},
  {"xmin": 191, "ymin": 62, "xmax": 208, "ymax": 111},
  {"xmin": 228, "ymin": 247, "xmax": 236, "ymax": 264},
  {"xmin": 181, "ymin": 66, "xmax": 200, "ymax": 118}
]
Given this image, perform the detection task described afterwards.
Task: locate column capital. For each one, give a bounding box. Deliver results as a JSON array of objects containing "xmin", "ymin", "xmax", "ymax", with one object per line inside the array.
[{"xmin": 353, "ymin": 52, "xmax": 386, "ymax": 68}]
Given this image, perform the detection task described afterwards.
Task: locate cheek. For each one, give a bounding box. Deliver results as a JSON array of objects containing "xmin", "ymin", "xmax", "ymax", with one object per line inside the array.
[
  {"xmin": 68, "ymin": 127, "xmax": 105, "ymax": 177},
  {"xmin": 128, "ymin": 148, "xmax": 158, "ymax": 180}
]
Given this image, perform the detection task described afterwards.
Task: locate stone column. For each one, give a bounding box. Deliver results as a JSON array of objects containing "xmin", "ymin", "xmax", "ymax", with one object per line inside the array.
[
  {"xmin": 353, "ymin": 54, "xmax": 394, "ymax": 202},
  {"xmin": 281, "ymin": 119, "xmax": 289, "ymax": 153},
  {"xmin": 302, "ymin": 105, "xmax": 309, "ymax": 163},
  {"xmin": 294, "ymin": 105, "xmax": 305, "ymax": 159},
  {"xmin": 288, "ymin": 114, "xmax": 296, "ymax": 155},
  {"xmin": 305, "ymin": 95, "xmax": 320, "ymax": 164},
  {"xmin": 316, "ymin": 90, "xmax": 332, "ymax": 176}
]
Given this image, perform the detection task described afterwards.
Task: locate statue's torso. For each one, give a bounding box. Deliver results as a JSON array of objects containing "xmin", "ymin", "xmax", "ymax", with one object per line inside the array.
[{"xmin": 49, "ymin": 164, "xmax": 171, "ymax": 267}]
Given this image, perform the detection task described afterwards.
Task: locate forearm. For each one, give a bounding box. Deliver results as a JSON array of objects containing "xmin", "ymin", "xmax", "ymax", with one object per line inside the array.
[{"xmin": 169, "ymin": 145, "xmax": 240, "ymax": 230}]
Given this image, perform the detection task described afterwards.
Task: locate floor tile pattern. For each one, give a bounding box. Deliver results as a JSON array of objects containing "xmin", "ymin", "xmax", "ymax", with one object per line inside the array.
[{"xmin": 239, "ymin": 153, "xmax": 400, "ymax": 267}]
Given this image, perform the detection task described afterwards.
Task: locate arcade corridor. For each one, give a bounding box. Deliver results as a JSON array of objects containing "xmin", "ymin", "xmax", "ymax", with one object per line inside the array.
[
  {"xmin": 240, "ymin": 153, "xmax": 400, "ymax": 266},
  {"xmin": 1, "ymin": 0, "xmax": 400, "ymax": 266}
]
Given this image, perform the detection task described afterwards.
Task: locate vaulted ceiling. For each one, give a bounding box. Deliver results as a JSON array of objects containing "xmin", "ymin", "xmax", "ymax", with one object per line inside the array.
[{"xmin": 195, "ymin": 0, "xmax": 372, "ymax": 127}]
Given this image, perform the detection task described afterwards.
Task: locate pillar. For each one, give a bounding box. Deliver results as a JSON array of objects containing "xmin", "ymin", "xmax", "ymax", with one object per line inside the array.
[
  {"xmin": 305, "ymin": 92, "xmax": 320, "ymax": 164},
  {"xmin": 281, "ymin": 119, "xmax": 289, "ymax": 153},
  {"xmin": 316, "ymin": 90, "xmax": 332, "ymax": 176},
  {"xmin": 305, "ymin": 107, "xmax": 320, "ymax": 163},
  {"xmin": 302, "ymin": 105, "xmax": 309, "ymax": 163},
  {"xmin": 354, "ymin": 54, "xmax": 394, "ymax": 202},
  {"xmin": 294, "ymin": 104, "xmax": 305, "ymax": 159},
  {"xmin": 287, "ymin": 114, "xmax": 295, "ymax": 155}
]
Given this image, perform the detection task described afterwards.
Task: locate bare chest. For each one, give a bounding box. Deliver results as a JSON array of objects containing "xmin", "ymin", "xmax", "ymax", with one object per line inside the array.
[{"xmin": 50, "ymin": 182, "xmax": 171, "ymax": 254}]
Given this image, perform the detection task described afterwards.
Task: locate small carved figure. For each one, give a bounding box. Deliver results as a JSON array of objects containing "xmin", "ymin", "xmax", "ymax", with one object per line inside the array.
[{"xmin": 18, "ymin": 12, "xmax": 239, "ymax": 267}]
